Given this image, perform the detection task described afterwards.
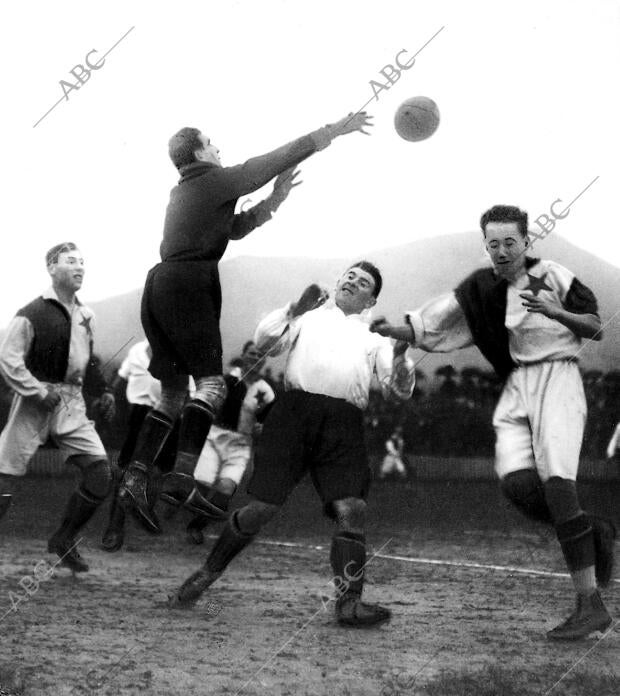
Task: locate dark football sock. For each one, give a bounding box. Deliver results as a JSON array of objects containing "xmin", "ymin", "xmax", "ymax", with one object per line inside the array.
[
  {"xmin": 556, "ymin": 513, "xmax": 595, "ymax": 570},
  {"xmin": 330, "ymin": 531, "xmax": 366, "ymax": 599},
  {"xmin": 52, "ymin": 488, "xmax": 102, "ymax": 541},
  {"xmin": 175, "ymin": 400, "xmax": 214, "ymax": 474},
  {"xmin": 206, "ymin": 511, "xmax": 255, "ymax": 574},
  {"xmin": 131, "ymin": 410, "xmax": 174, "ymax": 472}
]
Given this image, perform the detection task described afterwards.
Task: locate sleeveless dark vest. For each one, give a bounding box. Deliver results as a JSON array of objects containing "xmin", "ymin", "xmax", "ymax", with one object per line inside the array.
[{"xmin": 16, "ymin": 297, "xmax": 72, "ymax": 382}]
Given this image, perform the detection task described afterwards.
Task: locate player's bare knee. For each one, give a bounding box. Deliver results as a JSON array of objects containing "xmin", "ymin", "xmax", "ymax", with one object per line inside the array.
[
  {"xmin": 68, "ymin": 455, "xmax": 113, "ymax": 499},
  {"xmin": 500, "ymin": 469, "xmax": 551, "ymax": 523},
  {"xmin": 333, "ymin": 497, "xmax": 366, "ymax": 531},
  {"xmin": 543, "ymin": 476, "xmax": 581, "ymax": 525},
  {"xmin": 237, "ymin": 500, "xmax": 279, "ymax": 534}
]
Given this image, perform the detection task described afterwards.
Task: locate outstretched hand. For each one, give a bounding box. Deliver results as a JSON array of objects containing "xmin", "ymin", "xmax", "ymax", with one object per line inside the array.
[
  {"xmin": 332, "ymin": 111, "xmax": 374, "ymax": 137},
  {"xmin": 270, "ymin": 167, "xmax": 302, "ymax": 211}
]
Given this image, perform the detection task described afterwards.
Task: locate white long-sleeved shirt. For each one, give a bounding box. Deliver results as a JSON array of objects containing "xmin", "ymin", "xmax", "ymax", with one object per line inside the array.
[
  {"xmin": 117, "ymin": 340, "xmax": 161, "ymax": 408},
  {"xmin": 0, "ymin": 288, "xmax": 95, "ymax": 399},
  {"xmin": 254, "ymin": 301, "xmax": 414, "ymax": 410}
]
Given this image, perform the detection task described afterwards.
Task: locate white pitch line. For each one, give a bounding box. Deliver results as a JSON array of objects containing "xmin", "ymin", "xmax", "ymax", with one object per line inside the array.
[{"xmin": 241, "ymin": 537, "xmax": 620, "ymax": 585}]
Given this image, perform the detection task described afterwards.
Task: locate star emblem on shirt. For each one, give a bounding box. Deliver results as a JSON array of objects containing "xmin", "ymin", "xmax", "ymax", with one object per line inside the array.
[
  {"xmin": 524, "ymin": 272, "xmax": 552, "ymax": 296},
  {"xmin": 79, "ymin": 314, "xmax": 93, "ymax": 337},
  {"xmin": 255, "ymin": 389, "xmax": 266, "ymax": 407}
]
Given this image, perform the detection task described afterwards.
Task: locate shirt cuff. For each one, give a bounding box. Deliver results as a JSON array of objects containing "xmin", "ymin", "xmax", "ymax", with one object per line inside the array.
[{"xmin": 404, "ymin": 312, "xmax": 423, "ymax": 345}]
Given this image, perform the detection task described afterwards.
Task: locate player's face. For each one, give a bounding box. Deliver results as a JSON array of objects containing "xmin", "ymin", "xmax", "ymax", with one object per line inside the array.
[
  {"xmin": 48, "ymin": 249, "xmax": 85, "ymax": 292},
  {"xmin": 195, "ymin": 133, "xmax": 221, "ymax": 166},
  {"xmin": 335, "ymin": 267, "xmax": 377, "ymax": 315},
  {"xmin": 484, "ymin": 222, "xmax": 528, "ymax": 279},
  {"xmin": 241, "ymin": 343, "xmax": 262, "ymax": 376}
]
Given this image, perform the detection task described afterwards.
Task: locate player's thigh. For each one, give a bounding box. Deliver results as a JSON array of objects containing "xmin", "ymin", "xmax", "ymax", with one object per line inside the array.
[
  {"xmin": 51, "ymin": 393, "xmax": 106, "ymax": 458},
  {"xmin": 0, "ymin": 395, "xmax": 49, "ymax": 476},
  {"xmin": 218, "ymin": 433, "xmax": 252, "ymax": 485},
  {"xmin": 493, "ymin": 374, "xmax": 536, "ymax": 479},
  {"xmin": 246, "ymin": 394, "xmax": 307, "ymax": 506},
  {"xmin": 147, "ymin": 262, "xmax": 223, "ymax": 378},
  {"xmin": 533, "ymin": 362, "xmax": 586, "ymax": 481},
  {"xmin": 194, "ymin": 433, "xmax": 221, "ymax": 485},
  {"xmin": 311, "ymin": 401, "xmax": 371, "ymax": 515}
]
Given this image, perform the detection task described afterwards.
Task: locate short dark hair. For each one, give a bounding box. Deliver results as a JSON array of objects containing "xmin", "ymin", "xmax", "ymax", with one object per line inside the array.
[
  {"xmin": 46, "ymin": 242, "xmax": 77, "ymax": 266},
  {"xmin": 242, "ymin": 340, "xmax": 255, "ymax": 354},
  {"xmin": 480, "ymin": 205, "xmax": 528, "ymax": 239},
  {"xmin": 168, "ymin": 127, "xmax": 203, "ymax": 170},
  {"xmin": 348, "ymin": 260, "xmax": 383, "ymax": 298}
]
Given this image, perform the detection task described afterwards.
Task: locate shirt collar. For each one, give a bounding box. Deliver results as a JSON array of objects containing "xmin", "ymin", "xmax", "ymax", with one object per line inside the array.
[
  {"xmin": 42, "ymin": 287, "xmax": 81, "ymax": 306},
  {"xmin": 328, "ymin": 298, "xmax": 373, "ymax": 323}
]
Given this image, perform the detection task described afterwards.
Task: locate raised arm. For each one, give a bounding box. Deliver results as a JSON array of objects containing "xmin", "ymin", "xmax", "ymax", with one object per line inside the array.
[
  {"xmin": 217, "ymin": 112, "xmax": 372, "ymax": 200},
  {"xmin": 229, "ymin": 168, "xmax": 301, "ymax": 240},
  {"xmin": 371, "ymin": 292, "xmax": 474, "ymax": 353},
  {"xmin": 254, "ymin": 284, "xmax": 329, "ymax": 356}
]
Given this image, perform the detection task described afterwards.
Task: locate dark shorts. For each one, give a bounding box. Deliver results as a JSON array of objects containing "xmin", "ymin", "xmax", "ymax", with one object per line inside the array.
[
  {"xmin": 141, "ymin": 260, "xmax": 223, "ymax": 381},
  {"xmin": 247, "ymin": 390, "xmax": 372, "ymax": 517}
]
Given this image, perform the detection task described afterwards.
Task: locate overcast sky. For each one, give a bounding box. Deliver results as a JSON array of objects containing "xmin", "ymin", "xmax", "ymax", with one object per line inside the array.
[{"xmin": 2, "ymin": 0, "xmax": 619, "ymax": 327}]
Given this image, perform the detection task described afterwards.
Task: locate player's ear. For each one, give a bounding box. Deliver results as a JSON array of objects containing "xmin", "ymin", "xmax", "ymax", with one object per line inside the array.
[{"xmin": 366, "ymin": 296, "xmax": 377, "ymax": 309}]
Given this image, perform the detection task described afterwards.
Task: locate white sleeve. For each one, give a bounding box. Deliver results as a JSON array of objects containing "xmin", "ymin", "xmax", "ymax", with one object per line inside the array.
[
  {"xmin": 117, "ymin": 355, "xmax": 132, "ymax": 380},
  {"xmin": 405, "ymin": 292, "xmax": 474, "ymax": 352},
  {"xmin": 607, "ymin": 423, "xmax": 620, "ymax": 459},
  {"xmin": 254, "ymin": 303, "xmax": 302, "ymax": 357},
  {"xmin": 374, "ymin": 337, "xmax": 415, "ymax": 401},
  {"xmin": 0, "ymin": 316, "xmax": 47, "ymax": 398}
]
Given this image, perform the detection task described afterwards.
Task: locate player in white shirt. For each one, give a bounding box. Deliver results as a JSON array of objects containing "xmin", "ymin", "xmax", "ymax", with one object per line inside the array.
[
  {"xmin": 169, "ymin": 261, "xmax": 415, "ymax": 627},
  {"xmin": 379, "ymin": 426, "xmax": 407, "ymax": 479},
  {"xmin": 0, "ymin": 243, "xmax": 115, "ymax": 572},
  {"xmin": 372, "ymin": 205, "xmax": 616, "ymax": 641}
]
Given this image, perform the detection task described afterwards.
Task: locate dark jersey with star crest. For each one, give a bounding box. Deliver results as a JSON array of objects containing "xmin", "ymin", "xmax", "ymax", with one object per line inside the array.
[
  {"xmin": 16, "ymin": 296, "xmax": 96, "ymax": 384},
  {"xmin": 455, "ymin": 257, "xmax": 598, "ymax": 380}
]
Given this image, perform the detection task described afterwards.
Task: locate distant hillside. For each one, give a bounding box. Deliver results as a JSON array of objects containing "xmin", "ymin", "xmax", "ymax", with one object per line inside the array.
[{"xmin": 84, "ymin": 231, "xmax": 620, "ymax": 378}]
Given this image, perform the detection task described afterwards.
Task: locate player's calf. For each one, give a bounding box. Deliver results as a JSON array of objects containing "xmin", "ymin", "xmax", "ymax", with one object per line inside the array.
[
  {"xmin": 0, "ymin": 474, "xmax": 16, "ymax": 523},
  {"xmin": 330, "ymin": 527, "xmax": 391, "ymax": 628},
  {"xmin": 168, "ymin": 507, "xmax": 264, "ymax": 608}
]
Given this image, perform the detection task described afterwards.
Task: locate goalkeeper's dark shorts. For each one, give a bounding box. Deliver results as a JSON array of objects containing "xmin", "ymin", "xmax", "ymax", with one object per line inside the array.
[
  {"xmin": 141, "ymin": 260, "xmax": 223, "ymax": 381},
  {"xmin": 247, "ymin": 390, "xmax": 372, "ymax": 518}
]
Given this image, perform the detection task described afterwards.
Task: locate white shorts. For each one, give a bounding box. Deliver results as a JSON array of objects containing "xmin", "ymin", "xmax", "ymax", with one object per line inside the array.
[
  {"xmin": 0, "ymin": 385, "xmax": 106, "ymax": 477},
  {"xmin": 380, "ymin": 454, "xmax": 406, "ymax": 476},
  {"xmin": 193, "ymin": 424, "xmax": 251, "ymax": 486},
  {"xmin": 493, "ymin": 361, "xmax": 586, "ymax": 482}
]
